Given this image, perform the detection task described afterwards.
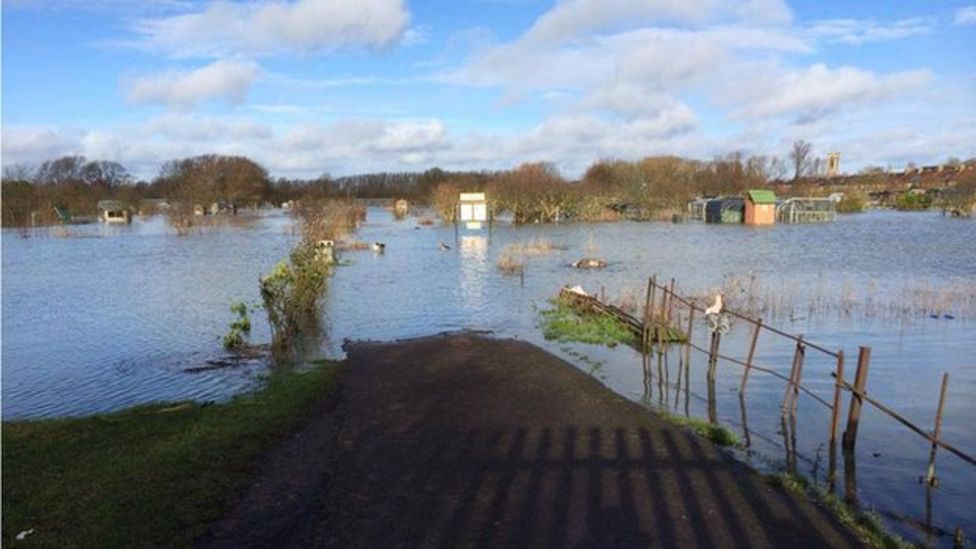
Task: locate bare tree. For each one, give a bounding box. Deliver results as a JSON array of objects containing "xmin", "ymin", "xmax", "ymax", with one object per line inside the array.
[{"xmin": 789, "ymin": 140, "xmax": 812, "ymax": 181}]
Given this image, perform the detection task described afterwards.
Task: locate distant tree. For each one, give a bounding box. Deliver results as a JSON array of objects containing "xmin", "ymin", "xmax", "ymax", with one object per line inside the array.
[
  {"xmin": 789, "ymin": 140, "xmax": 812, "ymax": 181},
  {"xmin": 80, "ymin": 160, "xmax": 131, "ymax": 188},
  {"xmin": 2, "ymin": 164, "xmax": 35, "ymax": 183},
  {"xmin": 158, "ymin": 154, "xmax": 270, "ymax": 208},
  {"xmin": 36, "ymin": 156, "xmax": 88, "ymax": 184}
]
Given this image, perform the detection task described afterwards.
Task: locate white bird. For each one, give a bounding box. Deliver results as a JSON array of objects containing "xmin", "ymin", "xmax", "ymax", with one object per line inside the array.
[
  {"xmin": 438, "ymin": 241, "xmax": 451, "ymax": 251},
  {"xmin": 705, "ymin": 294, "xmax": 723, "ymax": 316},
  {"xmin": 372, "ymin": 242, "xmax": 386, "ymax": 253}
]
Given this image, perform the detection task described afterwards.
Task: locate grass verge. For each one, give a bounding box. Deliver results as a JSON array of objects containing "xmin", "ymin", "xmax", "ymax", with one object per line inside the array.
[
  {"xmin": 539, "ymin": 298, "xmax": 636, "ymax": 348},
  {"xmin": 658, "ymin": 411, "xmax": 739, "ymax": 446},
  {"xmin": 2, "ymin": 363, "xmax": 342, "ymax": 548},
  {"xmin": 766, "ymin": 473, "xmax": 911, "ymax": 549}
]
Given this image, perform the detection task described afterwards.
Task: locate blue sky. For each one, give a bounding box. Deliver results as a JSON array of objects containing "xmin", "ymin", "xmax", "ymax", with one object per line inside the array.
[{"xmin": 3, "ymin": 0, "xmax": 975, "ymax": 179}]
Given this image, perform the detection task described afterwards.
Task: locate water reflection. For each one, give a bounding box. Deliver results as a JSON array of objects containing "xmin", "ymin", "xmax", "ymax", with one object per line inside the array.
[{"xmin": 458, "ymin": 235, "xmax": 489, "ymax": 315}]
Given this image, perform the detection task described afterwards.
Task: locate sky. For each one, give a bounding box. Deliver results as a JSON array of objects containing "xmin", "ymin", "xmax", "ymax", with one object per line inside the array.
[{"xmin": 2, "ymin": 0, "xmax": 975, "ymax": 180}]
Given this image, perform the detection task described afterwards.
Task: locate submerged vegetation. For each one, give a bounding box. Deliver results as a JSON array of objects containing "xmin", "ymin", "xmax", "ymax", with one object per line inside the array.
[
  {"xmin": 222, "ymin": 301, "xmax": 252, "ymax": 350},
  {"xmin": 539, "ymin": 297, "xmax": 636, "ymax": 348},
  {"xmin": 1, "ymin": 363, "xmax": 341, "ymax": 547},
  {"xmin": 766, "ymin": 473, "xmax": 910, "ymax": 549},
  {"xmin": 497, "ymin": 237, "xmax": 564, "ymax": 275},
  {"xmin": 261, "ymin": 199, "xmax": 361, "ymax": 353},
  {"xmin": 678, "ymin": 271, "xmax": 976, "ymax": 322},
  {"xmin": 659, "ymin": 411, "xmax": 739, "ymax": 446}
]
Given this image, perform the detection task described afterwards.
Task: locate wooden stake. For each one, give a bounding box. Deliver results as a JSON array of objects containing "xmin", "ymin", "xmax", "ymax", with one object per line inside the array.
[
  {"xmin": 647, "ymin": 276, "xmax": 657, "ymax": 322},
  {"xmin": 683, "ymin": 307, "xmax": 694, "ymax": 376},
  {"xmin": 644, "ymin": 276, "xmax": 655, "ymax": 322},
  {"xmin": 739, "ymin": 319, "xmax": 762, "ymax": 394},
  {"xmin": 667, "ymin": 277, "xmax": 676, "ymax": 324},
  {"xmin": 707, "ymin": 331, "xmax": 721, "ymax": 380},
  {"xmin": 843, "ymin": 346, "xmax": 872, "ymax": 451},
  {"xmin": 781, "ymin": 337, "xmax": 802, "ymax": 416},
  {"xmin": 830, "ymin": 350, "xmax": 845, "ymax": 445},
  {"xmin": 925, "ymin": 373, "xmax": 949, "ymax": 486},
  {"xmin": 790, "ymin": 339, "xmax": 806, "ymax": 417}
]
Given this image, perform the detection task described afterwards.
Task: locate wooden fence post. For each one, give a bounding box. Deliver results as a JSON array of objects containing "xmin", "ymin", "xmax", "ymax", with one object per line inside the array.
[
  {"xmin": 646, "ymin": 276, "xmax": 656, "ymax": 322},
  {"xmin": 707, "ymin": 331, "xmax": 721, "ymax": 380},
  {"xmin": 683, "ymin": 307, "xmax": 694, "ymax": 372},
  {"xmin": 658, "ymin": 283, "xmax": 668, "ymax": 322},
  {"xmin": 781, "ymin": 336, "xmax": 804, "ymax": 416},
  {"xmin": 830, "ymin": 350, "xmax": 845, "ymax": 446},
  {"xmin": 667, "ymin": 277, "xmax": 676, "ymax": 324},
  {"xmin": 842, "ymin": 346, "xmax": 872, "ymax": 451},
  {"xmin": 739, "ymin": 319, "xmax": 762, "ymax": 393},
  {"xmin": 790, "ymin": 339, "xmax": 806, "ymax": 417},
  {"xmin": 925, "ymin": 373, "xmax": 949, "ymax": 486}
]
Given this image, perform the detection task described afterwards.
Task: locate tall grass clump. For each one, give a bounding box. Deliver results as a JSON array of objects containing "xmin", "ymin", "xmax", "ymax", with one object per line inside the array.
[
  {"xmin": 497, "ymin": 248, "xmax": 525, "ymax": 275},
  {"xmin": 507, "ymin": 237, "xmax": 565, "ymax": 255}
]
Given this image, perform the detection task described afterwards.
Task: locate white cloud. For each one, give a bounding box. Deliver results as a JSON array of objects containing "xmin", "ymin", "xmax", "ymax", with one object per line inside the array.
[
  {"xmin": 125, "ymin": 60, "xmax": 260, "ymax": 107},
  {"xmin": 728, "ymin": 64, "xmax": 931, "ymax": 122},
  {"xmin": 131, "ymin": 0, "xmax": 410, "ymax": 57},
  {"xmin": 520, "ymin": 0, "xmax": 791, "ymax": 45},
  {"xmin": 954, "ymin": 6, "xmax": 976, "ymax": 25},
  {"xmin": 807, "ymin": 17, "xmax": 932, "ymax": 45}
]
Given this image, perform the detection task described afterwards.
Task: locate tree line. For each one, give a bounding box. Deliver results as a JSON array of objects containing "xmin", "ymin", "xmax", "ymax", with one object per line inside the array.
[{"xmin": 4, "ymin": 145, "xmax": 974, "ymax": 226}]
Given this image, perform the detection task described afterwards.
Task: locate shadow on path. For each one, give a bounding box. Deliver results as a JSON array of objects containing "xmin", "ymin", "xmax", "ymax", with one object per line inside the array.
[{"xmin": 200, "ymin": 334, "xmax": 862, "ymax": 548}]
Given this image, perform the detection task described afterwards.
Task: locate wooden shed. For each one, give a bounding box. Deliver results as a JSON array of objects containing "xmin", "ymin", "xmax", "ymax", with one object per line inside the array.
[
  {"xmin": 744, "ymin": 190, "xmax": 776, "ymax": 225},
  {"xmin": 705, "ymin": 198, "xmax": 744, "ymax": 224}
]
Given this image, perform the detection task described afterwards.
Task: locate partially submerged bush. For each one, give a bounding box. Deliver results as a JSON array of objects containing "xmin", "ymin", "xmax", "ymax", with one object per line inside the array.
[
  {"xmin": 835, "ymin": 191, "xmax": 867, "ymax": 213},
  {"xmin": 222, "ymin": 301, "xmax": 252, "ymax": 350},
  {"xmin": 293, "ymin": 199, "xmax": 365, "ymax": 242},
  {"xmin": 260, "ymin": 242, "xmax": 333, "ymax": 352}
]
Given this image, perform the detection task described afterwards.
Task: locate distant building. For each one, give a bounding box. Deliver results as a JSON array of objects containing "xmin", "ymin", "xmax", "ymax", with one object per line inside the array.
[
  {"xmin": 96, "ymin": 200, "xmax": 132, "ymax": 224},
  {"xmin": 826, "ymin": 152, "xmax": 841, "ymax": 177},
  {"xmin": 744, "ymin": 190, "xmax": 777, "ymax": 225}
]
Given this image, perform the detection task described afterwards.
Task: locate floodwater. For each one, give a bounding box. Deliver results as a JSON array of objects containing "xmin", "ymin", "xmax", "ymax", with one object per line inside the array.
[{"xmin": 2, "ymin": 209, "xmax": 974, "ymax": 544}]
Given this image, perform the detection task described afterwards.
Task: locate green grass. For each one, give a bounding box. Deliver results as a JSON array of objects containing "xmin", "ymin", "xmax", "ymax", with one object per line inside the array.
[
  {"xmin": 539, "ymin": 298, "xmax": 636, "ymax": 348},
  {"xmin": 766, "ymin": 473, "xmax": 911, "ymax": 549},
  {"xmin": 659, "ymin": 411, "xmax": 739, "ymax": 446},
  {"xmin": 2, "ymin": 363, "xmax": 342, "ymax": 548}
]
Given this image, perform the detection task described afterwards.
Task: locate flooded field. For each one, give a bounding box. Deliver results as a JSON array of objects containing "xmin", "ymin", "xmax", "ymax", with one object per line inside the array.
[{"xmin": 2, "ymin": 209, "xmax": 974, "ymax": 544}]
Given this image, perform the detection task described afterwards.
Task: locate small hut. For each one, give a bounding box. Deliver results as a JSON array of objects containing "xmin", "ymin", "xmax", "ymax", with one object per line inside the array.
[
  {"xmin": 97, "ymin": 200, "xmax": 132, "ymax": 224},
  {"xmin": 744, "ymin": 190, "xmax": 776, "ymax": 225},
  {"xmin": 705, "ymin": 198, "xmax": 744, "ymax": 224},
  {"xmin": 393, "ymin": 199, "xmax": 409, "ymax": 219}
]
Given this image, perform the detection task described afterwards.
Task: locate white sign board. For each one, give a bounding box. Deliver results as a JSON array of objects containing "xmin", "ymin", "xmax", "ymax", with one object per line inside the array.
[{"xmin": 458, "ymin": 193, "xmax": 488, "ymax": 222}]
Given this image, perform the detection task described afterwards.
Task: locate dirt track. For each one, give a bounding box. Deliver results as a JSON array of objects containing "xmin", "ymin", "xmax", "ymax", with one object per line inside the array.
[{"xmin": 199, "ymin": 333, "xmax": 862, "ymax": 548}]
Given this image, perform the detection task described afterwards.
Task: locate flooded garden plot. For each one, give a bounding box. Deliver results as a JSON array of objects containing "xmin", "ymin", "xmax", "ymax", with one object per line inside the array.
[{"xmin": 3, "ymin": 207, "xmax": 975, "ymax": 545}]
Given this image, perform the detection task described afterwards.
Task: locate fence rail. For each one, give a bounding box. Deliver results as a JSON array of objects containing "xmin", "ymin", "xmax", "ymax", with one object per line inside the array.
[{"xmin": 634, "ymin": 275, "xmax": 975, "ymax": 475}]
